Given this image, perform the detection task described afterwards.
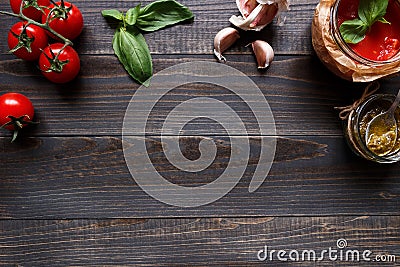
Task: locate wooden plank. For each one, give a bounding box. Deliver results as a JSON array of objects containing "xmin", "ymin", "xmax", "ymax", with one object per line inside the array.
[
  {"xmin": 0, "ymin": 216, "xmax": 398, "ymax": 265},
  {"xmin": 1, "ymin": 136, "xmax": 399, "ymax": 218},
  {"xmin": 0, "ymin": 0, "xmax": 320, "ymax": 56},
  {"xmin": 2, "ymin": 54, "xmax": 399, "ymax": 137}
]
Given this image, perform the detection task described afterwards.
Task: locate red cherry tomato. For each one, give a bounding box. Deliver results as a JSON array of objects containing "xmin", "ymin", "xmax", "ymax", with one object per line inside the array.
[
  {"xmin": 39, "ymin": 43, "xmax": 80, "ymax": 83},
  {"xmin": 8, "ymin": 21, "xmax": 49, "ymax": 61},
  {"xmin": 0, "ymin": 92, "xmax": 34, "ymax": 131},
  {"xmin": 42, "ymin": 1, "xmax": 83, "ymax": 41},
  {"xmin": 10, "ymin": 0, "xmax": 50, "ymax": 22}
]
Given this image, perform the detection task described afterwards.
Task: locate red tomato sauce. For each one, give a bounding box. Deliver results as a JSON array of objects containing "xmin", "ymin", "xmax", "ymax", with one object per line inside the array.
[{"xmin": 337, "ymin": 0, "xmax": 400, "ymax": 61}]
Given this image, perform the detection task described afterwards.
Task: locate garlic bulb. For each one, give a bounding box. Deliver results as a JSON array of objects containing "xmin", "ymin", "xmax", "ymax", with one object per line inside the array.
[
  {"xmin": 252, "ymin": 40, "xmax": 274, "ymax": 69},
  {"xmin": 213, "ymin": 27, "xmax": 240, "ymax": 61},
  {"xmin": 230, "ymin": 0, "xmax": 289, "ymax": 31}
]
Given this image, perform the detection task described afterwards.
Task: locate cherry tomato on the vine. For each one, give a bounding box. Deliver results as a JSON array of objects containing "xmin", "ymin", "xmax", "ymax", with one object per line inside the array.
[
  {"xmin": 8, "ymin": 21, "xmax": 49, "ymax": 61},
  {"xmin": 42, "ymin": 1, "xmax": 83, "ymax": 41},
  {"xmin": 39, "ymin": 43, "xmax": 80, "ymax": 83},
  {"xmin": 10, "ymin": 0, "xmax": 50, "ymax": 22}
]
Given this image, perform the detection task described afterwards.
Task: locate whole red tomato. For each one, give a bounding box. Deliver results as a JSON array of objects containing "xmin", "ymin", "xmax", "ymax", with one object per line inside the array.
[
  {"xmin": 42, "ymin": 1, "xmax": 83, "ymax": 41},
  {"xmin": 10, "ymin": 0, "xmax": 50, "ymax": 21},
  {"xmin": 39, "ymin": 43, "xmax": 80, "ymax": 83},
  {"xmin": 0, "ymin": 92, "xmax": 35, "ymax": 136},
  {"xmin": 8, "ymin": 21, "xmax": 49, "ymax": 61}
]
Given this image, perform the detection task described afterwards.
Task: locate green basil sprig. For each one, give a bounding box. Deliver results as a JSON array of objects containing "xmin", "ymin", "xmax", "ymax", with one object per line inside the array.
[
  {"xmin": 102, "ymin": 0, "xmax": 194, "ymax": 86},
  {"xmin": 339, "ymin": 0, "xmax": 390, "ymax": 44}
]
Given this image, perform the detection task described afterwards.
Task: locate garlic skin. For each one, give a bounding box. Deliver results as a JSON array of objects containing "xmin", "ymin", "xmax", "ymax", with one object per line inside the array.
[
  {"xmin": 252, "ymin": 40, "xmax": 274, "ymax": 69},
  {"xmin": 230, "ymin": 0, "xmax": 289, "ymax": 31},
  {"xmin": 213, "ymin": 27, "xmax": 240, "ymax": 61}
]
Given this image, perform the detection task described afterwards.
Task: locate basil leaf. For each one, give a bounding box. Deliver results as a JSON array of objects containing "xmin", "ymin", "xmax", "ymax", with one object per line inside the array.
[
  {"xmin": 339, "ymin": 19, "xmax": 368, "ymax": 44},
  {"xmin": 102, "ymin": 0, "xmax": 194, "ymax": 86},
  {"xmin": 126, "ymin": 5, "xmax": 140, "ymax": 26},
  {"xmin": 102, "ymin": 9, "xmax": 123, "ymax": 21},
  {"xmin": 339, "ymin": 0, "xmax": 389, "ymax": 44},
  {"xmin": 358, "ymin": 0, "xmax": 388, "ymax": 25},
  {"xmin": 112, "ymin": 27, "xmax": 152, "ymax": 85},
  {"xmin": 136, "ymin": 0, "xmax": 194, "ymax": 32}
]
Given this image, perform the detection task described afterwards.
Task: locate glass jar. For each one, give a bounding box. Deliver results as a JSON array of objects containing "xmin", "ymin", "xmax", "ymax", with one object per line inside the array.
[
  {"xmin": 344, "ymin": 94, "xmax": 400, "ymax": 163},
  {"xmin": 330, "ymin": 0, "xmax": 400, "ymax": 66}
]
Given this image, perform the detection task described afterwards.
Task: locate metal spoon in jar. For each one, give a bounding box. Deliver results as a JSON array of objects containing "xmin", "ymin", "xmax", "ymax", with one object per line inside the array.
[{"xmin": 365, "ymin": 89, "xmax": 400, "ymax": 156}]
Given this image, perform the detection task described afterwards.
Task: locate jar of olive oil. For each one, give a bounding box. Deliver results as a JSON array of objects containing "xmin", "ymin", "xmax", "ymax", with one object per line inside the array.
[{"xmin": 344, "ymin": 94, "xmax": 400, "ymax": 163}]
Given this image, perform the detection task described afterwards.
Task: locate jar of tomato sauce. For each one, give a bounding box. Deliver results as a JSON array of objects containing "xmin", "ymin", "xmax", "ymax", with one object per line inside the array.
[
  {"xmin": 332, "ymin": 0, "xmax": 400, "ymax": 63},
  {"xmin": 312, "ymin": 0, "xmax": 400, "ymax": 82}
]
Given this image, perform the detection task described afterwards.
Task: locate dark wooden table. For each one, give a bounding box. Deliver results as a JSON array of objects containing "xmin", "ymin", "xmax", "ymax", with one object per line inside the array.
[{"xmin": 0, "ymin": 0, "xmax": 399, "ymax": 265}]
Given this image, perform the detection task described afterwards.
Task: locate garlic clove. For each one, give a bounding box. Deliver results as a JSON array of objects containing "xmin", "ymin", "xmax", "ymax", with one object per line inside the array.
[
  {"xmin": 237, "ymin": 0, "xmax": 258, "ymax": 18},
  {"xmin": 213, "ymin": 27, "xmax": 240, "ymax": 62},
  {"xmin": 249, "ymin": 3, "xmax": 278, "ymax": 28},
  {"xmin": 231, "ymin": 0, "xmax": 289, "ymax": 31},
  {"xmin": 251, "ymin": 40, "xmax": 274, "ymax": 69},
  {"xmin": 230, "ymin": 4, "xmax": 265, "ymax": 31}
]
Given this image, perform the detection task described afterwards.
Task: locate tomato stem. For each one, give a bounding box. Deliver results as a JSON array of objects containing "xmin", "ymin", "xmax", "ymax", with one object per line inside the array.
[
  {"xmin": 0, "ymin": 10, "xmax": 20, "ymax": 18},
  {"xmin": 9, "ymin": 23, "xmax": 35, "ymax": 53},
  {"xmin": 40, "ymin": 45, "xmax": 70, "ymax": 73},
  {"xmin": 0, "ymin": 115, "xmax": 39, "ymax": 143},
  {"xmin": 11, "ymin": 130, "xmax": 18, "ymax": 143},
  {"xmin": 0, "ymin": 4, "xmax": 73, "ymax": 47}
]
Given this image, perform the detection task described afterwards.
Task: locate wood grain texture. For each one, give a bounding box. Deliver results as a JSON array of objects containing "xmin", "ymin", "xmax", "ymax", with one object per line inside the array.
[
  {"xmin": 1, "ymin": 54, "xmax": 400, "ymax": 137},
  {"xmin": 1, "ymin": 136, "xmax": 399, "ymax": 218},
  {"xmin": 1, "ymin": 0, "xmax": 400, "ymax": 263},
  {"xmin": 0, "ymin": 0, "xmax": 319, "ymax": 56},
  {"xmin": 0, "ymin": 216, "xmax": 398, "ymax": 266}
]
